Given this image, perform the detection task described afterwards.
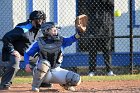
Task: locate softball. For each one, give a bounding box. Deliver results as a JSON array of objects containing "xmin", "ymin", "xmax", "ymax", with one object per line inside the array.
[{"xmin": 114, "ymin": 10, "xmax": 121, "ymax": 17}]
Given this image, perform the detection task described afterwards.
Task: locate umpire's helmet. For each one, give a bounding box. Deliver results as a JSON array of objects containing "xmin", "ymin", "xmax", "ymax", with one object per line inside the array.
[{"xmin": 29, "ymin": 10, "xmax": 46, "ymax": 20}]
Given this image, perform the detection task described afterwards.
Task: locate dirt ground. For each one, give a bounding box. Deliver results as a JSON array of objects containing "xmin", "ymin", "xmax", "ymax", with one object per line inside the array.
[{"xmin": 0, "ymin": 80, "xmax": 140, "ymax": 93}]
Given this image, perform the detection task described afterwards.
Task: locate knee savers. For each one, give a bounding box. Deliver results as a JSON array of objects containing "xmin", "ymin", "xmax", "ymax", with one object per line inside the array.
[
  {"xmin": 65, "ymin": 71, "xmax": 81, "ymax": 86},
  {"xmin": 37, "ymin": 59, "xmax": 50, "ymax": 73}
]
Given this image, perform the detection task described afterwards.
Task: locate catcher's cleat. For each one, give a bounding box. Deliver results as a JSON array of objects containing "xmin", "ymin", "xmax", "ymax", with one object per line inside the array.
[
  {"xmin": 40, "ymin": 83, "xmax": 53, "ymax": 88},
  {"xmin": 32, "ymin": 87, "xmax": 39, "ymax": 92},
  {"xmin": 107, "ymin": 71, "xmax": 116, "ymax": 76},
  {"xmin": 60, "ymin": 84, "xmax": 76, "ymax": 92}
]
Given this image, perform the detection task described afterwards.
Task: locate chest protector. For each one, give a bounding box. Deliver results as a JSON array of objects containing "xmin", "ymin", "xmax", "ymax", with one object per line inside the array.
[{"xmin": 37, "ymin": 37, "xmax": 63, "ymax": 68}]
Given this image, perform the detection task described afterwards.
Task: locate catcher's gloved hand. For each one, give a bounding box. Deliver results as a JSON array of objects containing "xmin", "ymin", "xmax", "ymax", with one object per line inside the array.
[{"xmin": 75, "ymin": 14, "xmax": 88, "ymax": 33}]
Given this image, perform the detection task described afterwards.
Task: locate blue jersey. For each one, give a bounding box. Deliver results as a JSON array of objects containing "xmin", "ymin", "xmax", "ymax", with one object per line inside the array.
[{"xmin": 24, "ymin": 35, "xmax": 77, "ymax": 65}]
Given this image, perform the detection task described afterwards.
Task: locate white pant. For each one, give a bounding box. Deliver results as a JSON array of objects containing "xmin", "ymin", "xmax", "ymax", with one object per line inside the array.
[{"xmin": 43, "ymin": 67, "xmax": 69, "ymax": 85}]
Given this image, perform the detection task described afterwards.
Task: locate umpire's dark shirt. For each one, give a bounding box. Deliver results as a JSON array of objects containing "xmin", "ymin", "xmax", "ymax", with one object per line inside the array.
[{"xmin": 2, "ymin": 20, "xmax": 42, "ymax": 61}]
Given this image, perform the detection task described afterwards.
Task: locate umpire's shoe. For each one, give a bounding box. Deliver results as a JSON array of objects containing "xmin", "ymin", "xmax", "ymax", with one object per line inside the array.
[
  {"xmin": 40, "ymin": 83, "xmax": 53, "ymax": 88},
  {"xmin": 0, "ymin": 85, "xmax": 10, "ymax": 90}
]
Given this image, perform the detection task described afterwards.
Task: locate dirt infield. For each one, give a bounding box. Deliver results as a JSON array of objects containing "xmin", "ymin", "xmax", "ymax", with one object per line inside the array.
[{"xmin": 0, "ymin": 80, "xmax": 140, "ymax": 93}]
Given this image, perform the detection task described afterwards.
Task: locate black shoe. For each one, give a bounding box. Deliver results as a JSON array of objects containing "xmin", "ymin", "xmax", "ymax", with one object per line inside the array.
[
  {"xmin": 0, "ymin": 85, "xmax": 10, "ymax": 90},
  {"xmin": 40, "ymin": 83, "xmax": 53, "ymax": 88}
]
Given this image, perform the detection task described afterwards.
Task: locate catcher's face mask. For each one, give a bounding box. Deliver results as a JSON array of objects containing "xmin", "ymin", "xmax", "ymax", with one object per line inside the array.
[
  {"xmin": 41, "ymin": 22, "xmax": 61, "ymax": 40},
  {"xmin": 48, "ymin": 26, "xmax": 59, "ymax": 36}
]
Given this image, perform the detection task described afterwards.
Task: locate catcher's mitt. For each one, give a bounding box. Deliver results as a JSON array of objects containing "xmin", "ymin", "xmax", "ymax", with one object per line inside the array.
[{"xmin": 75, "ymin": 14, "xmax": 88, "ymax": 33}]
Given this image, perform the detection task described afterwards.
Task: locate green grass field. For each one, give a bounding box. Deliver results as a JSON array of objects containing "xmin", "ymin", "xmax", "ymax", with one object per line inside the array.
[{"xmin": 13, "ymin": 74, "xmax": 140, "ymax": 84}]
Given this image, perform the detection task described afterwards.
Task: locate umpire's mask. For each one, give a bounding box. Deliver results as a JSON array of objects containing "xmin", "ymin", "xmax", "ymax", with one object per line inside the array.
[{"xmin": 30, "ymin": 10, "xmax": 46, "ymax": 29}]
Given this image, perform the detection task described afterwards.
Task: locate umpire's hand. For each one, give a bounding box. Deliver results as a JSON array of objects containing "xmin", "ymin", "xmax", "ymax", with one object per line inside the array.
[{"xmin": 11, "ymin": 50, "xmax": 21, "ymax": 59}]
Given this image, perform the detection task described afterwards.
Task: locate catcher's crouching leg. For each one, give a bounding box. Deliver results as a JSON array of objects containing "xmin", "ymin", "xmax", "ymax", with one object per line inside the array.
[
  {"xmin": 61, "ymin": 71, "xmax": 81, "ymax": 91},
  {"xmin": 32, "ymin": 59, "xmax": 50, "ymax": 92},
  {"xmin": 66, "ymin": 71, "xmax": 81, "ymax": 86}
]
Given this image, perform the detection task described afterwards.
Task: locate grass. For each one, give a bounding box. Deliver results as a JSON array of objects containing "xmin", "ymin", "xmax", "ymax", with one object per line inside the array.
[
  {"xmin": 13, "ymin": 74, "xmax": 140, "ymax": 84},
  {"xmin": 82, "ymin": 74, "xmax": 140, "ymax": 81},
  {"xmin": 13, "ymin": 76, "xmax": 32, "ymax": 84}
]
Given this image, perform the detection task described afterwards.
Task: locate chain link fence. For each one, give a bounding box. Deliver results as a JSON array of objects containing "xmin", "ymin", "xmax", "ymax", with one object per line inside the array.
[{"xmin": 0, "ymin": 0, "xmax": 140, "ymax": 76}]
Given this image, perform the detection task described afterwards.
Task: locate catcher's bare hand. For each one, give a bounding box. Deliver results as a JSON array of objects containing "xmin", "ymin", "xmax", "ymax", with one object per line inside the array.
[
  {"xmin": 25, "ymin": 64, "xmax": 32, "ymax": 72},
  {"xmin": 75, "ymin": 14, "xmax": 88, "ymax": 33}
]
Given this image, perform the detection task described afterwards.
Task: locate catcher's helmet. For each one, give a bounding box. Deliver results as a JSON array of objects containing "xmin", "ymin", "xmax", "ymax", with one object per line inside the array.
[
  {"xmin": 41, "ymin": 22, "xmax": 61, "ymax": 31},
  {"xmin": 29, "ymin": 10, "xmax": 46, "ymax": 20},
  {"xmin": 41, "ymin": 22, "xmax": 61, "ymax": 40}
]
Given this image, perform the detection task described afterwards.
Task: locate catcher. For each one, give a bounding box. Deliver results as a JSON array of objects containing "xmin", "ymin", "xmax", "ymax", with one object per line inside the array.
[{"xmin": 24, "ymin": 14, "xmax": 88, "ymax": 92}]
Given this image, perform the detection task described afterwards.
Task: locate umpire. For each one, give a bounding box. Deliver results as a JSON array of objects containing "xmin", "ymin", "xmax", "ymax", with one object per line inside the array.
[
  {"xmin": 88, "ymin": 0, "xmax": 116, "ymax": 76},
  {"xmin": 0, "ymin": 10, "xmax": 51, "ymax": 90}
]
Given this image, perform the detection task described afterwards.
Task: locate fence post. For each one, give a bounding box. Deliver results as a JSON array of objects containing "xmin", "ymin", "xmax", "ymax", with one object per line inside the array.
[{"xmin": 129, "ymin": 0, "xmax": 134, "ymax": 74}]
